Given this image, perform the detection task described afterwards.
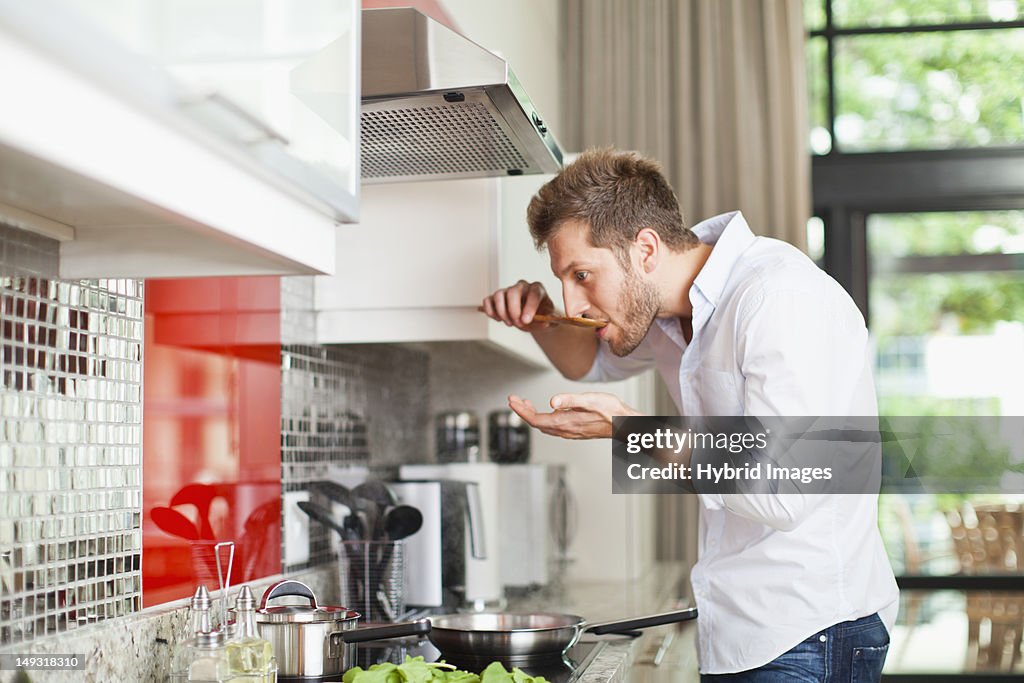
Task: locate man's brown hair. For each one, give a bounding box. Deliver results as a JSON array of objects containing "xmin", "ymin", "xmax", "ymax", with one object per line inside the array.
[{"xmin": 527, "ymin": 148, "xmax": 698, "ymax": 262}]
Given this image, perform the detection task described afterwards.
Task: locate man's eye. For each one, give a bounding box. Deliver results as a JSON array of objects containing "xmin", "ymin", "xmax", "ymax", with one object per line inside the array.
[{"xmin": 574, "ymin": 271, "xmax": 589, "ymax": 282}]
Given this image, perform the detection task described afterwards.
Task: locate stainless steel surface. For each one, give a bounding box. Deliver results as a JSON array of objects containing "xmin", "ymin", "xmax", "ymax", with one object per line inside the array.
[
  {"xmin": 464, "ymin": 481, "xmax": 487, "ymax": 560},
  {"xmin": 429, "ymin": 613, "xmax": 584, "ymax": 658},
  {"xmin": 427, "ymin": 608, "xmax": 699, "ymax": 660},
  {"xmin": 255, "ymin": 579, "xmax": 429, "ymax": 677},
  {"xmin": 360, "ymin": 7, "xmax": 562, "ymax": 182},
  {"xmin": 256, "ymin": 579, "xmax": 358, "ymax": 676}
]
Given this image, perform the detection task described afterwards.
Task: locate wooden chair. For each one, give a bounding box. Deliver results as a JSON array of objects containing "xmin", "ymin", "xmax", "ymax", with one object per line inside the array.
[{"xmin": 947, "ymin": 503, "xmax": 1024, "ymax": 672}]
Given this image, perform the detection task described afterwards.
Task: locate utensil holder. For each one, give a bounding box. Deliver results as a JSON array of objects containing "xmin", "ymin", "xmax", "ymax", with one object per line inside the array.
[{"xmin": 338, "ymin": 540, "xmax": 404, "ymax": 624}]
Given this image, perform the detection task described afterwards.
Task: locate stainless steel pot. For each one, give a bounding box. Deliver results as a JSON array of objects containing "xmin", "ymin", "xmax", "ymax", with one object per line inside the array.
[
  {"xmin": 255, "ymin": 579, "xmax": 430, "ymax": 678},
  {"xmin": 427, "ymin": 607, "xmax": 697, "ymax": 660}
]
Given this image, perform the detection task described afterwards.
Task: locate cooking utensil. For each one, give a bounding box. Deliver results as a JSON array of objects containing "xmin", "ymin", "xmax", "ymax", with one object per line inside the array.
[
  {"xmin": 352, "ymin": 480, "xmax": 397, "ymax": 539},
  {"xmin": 151, "ymin": 506, "xmax": 201, "ymax": 540},
  {"xmin": 531, "ymin": 313, "xmax": 607, "ymax": 328},
  {"xmin": 300, "ymin": 501, "xmax": 401, "ymax": 622},
  {"xmin": 310, "ymin": 480, "xmax": 357, "ymax": 511},
  {"xmin": 298, "ymin": 500, "xmax": 348, "ymax": 538},
  {"xmin": 352, "ymin": 480, "xmax": 397, "ymax": 509},
  {"xmin": 476, "ymin": 306, "xmax": 608, "ymax": 329},
  {"xmin": 383, "ymin": 505, "xmax": 423, "ymax": 541},
  {"xmin": 368, "ymin": 504, "xmax": 423, "ymax": 618},
  {"xmin": 427, "ymin": 608, "xmax": 698, "ymax": 660},
  {"xmin": 256, "ymin": 579, "xmax": 430, "ymax": 678}
]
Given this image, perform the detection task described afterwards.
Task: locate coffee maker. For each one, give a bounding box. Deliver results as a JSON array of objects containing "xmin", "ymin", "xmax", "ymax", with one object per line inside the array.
[{"xmin": 396, "ymin": 462, "xmax": 503, "ymax": 608}]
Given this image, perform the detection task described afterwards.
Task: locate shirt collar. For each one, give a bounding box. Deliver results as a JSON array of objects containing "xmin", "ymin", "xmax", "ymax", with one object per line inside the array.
[
  {"xmin": 689, "ymin": 211, "xmax": 756, "ymax": 307},
  {"xmin": 652, "ymin": 211, "xmax": 755, "ymax": 343}
]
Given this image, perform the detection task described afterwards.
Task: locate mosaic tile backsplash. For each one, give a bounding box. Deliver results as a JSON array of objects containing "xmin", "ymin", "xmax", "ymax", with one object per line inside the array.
[
  {"xmin": 280, "ymin": 340, "xmax": 431, "ymax": 573},
  {"xmin": 0, "ymin": 224, "xmax": 145, "ymax": 645}
]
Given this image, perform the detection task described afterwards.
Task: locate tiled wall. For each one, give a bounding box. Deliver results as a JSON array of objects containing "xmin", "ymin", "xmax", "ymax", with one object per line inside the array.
[
  {"xmin": 0, "ymin": 255, "xmax": 430, "ymax": 656},
  {"xmin": 0, "ymin": 224, "xmax": 144, "ymax": 645},
  {"xmin": 280, "ymin": 277, "xmax": 431, "ymax": 572}
]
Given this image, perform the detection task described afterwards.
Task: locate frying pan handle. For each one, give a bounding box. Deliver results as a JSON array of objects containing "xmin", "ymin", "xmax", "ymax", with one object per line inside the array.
[
  {"xmin": 336, "ymin": 618, "xmax": 431, "ymax": 643},
  {"xmin": 260, "ymin": 579, "xmax": 319, "ymax": 609},
  {"xmin": 585, "ymin": 607, "xmax": 698, "ymax": 635}
]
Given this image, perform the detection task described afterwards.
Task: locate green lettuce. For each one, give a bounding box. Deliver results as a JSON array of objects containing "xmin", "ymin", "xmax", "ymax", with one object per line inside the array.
[{"xmin": 342, "ymin": 656, "xmax": 550, "ymax": 683}]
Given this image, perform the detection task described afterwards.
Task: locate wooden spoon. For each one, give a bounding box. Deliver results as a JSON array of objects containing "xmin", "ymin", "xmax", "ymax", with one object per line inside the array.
[{"xmin": 476, "ymin": 306, "xmax": 607, "ymax": 328}]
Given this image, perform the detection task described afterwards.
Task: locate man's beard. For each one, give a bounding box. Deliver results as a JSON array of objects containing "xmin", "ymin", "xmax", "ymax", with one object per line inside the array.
[{"xmin": 608, "ymin": 266, "xmax": 659, "ymax": 357}]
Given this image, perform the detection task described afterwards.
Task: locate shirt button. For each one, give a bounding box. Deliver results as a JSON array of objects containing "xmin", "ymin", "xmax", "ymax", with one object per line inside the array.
[{"xmin": 819, "ymin": 635, "xmax": 827, "ymax": 643}]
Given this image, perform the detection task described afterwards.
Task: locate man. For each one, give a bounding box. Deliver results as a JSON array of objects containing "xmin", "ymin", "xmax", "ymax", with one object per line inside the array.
[{"xmin": 480, "ymin": 148, "xmax": 899, "ymax": 682}]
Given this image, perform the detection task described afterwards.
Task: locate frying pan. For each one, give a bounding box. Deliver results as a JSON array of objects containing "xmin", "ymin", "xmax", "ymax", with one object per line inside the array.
[{"xmin": 427, "ymin": 607, "xmax": 697, "ymax": 660}]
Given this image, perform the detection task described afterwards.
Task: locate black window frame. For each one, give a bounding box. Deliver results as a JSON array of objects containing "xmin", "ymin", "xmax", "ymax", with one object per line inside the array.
[{"xmin": 809, "ymin": 4, "xmax": 1024, "ymax": 679}]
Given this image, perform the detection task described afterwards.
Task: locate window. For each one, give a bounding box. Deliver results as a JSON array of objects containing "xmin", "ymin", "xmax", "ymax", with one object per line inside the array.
[
  {"xmin": 806, "ymin": 0, "xmax": 1024, "ymax": 154},
  {"xmin": 807, "ymin": 1, "xmax": 1024, "ymax": 676}
]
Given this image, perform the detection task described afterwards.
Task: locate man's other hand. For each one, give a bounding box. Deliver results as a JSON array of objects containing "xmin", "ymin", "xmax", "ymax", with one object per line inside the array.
[
  {"xmin": 508, "ymin": 392, "xmax": 641, "ymax": 439},
  {"xmin": 480, "ymin": 280, "xmax": 555, "ymax": 330}
]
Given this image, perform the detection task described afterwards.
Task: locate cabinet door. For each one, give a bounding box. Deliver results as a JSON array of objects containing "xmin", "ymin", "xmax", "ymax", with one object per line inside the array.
[
  {"xmin": 316, "ymin": 179, "xmax": 498, "ymax": 311},
  {"xmin": 499, "ymin": 173, "xmax": 562, "ymax": 304},
  {"xmin": 58, "ymin": 0, "xmax": 360, "ymax": 221}
]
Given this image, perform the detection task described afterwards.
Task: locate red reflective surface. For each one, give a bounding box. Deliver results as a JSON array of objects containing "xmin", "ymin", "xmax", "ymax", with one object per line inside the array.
[{"xmin": 142, "ymin": 277, "xmax": 281, "ymax": 606}]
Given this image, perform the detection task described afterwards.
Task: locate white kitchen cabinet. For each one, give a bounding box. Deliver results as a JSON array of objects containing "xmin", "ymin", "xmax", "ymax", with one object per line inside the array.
[
  {"xmin": 0, "ymin": 0, "xmax": 358, "ymax": 279},
  {"xmin": 315, "ymin": 173, "xmax": 559, "ymax": 365}
]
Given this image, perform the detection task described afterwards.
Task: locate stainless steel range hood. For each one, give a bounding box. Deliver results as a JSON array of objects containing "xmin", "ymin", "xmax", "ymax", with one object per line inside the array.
[{"xmin": 359, "ymin": 7, "xmax": 563, "ymax": 183}]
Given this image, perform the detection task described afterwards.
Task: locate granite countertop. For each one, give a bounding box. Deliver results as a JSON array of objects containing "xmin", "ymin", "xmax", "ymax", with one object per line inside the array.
[{"xmin": 504, "ymin": 563, "xmax": 699, "ymax": 683}]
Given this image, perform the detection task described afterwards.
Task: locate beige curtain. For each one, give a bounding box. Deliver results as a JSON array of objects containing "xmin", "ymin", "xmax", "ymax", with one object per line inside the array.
[
  {"xmin": 562, "ymin": 0, "xmax": 810, "ymax": 248},
  {"xmin": 562, "ymin": 0, "xmax": 809, "ymax": 564}
]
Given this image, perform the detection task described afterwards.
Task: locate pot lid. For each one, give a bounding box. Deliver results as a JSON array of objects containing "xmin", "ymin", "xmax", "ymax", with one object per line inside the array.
[
  {"xmin": 256, "ymin": 603, "xmax": 359, "ymax": 624},
  {"xmin": 256, "ymin": 579, "xmax": 360, "ymax": 624}
]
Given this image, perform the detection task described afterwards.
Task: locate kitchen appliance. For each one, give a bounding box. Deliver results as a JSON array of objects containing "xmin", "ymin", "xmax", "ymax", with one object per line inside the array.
[
  {"xmin": 496, "ymin": 464, "xmax": 548, "ymax": 589},
  {"xmin": 488, "ymin": 410, "xmax": 530, "ymax": 464},
  {"xmin": 359, "ymin": 7, "xmax": 563, "ymax": 182},
  {"xmin": 255, "ymin": 580, "xmax": 429, "ymax": 682},
  {"xmin": 388, "ymin": 477, "xmax": 488, "ymax": 609},
  {"xmin": 436, "ymin": 411, "xmax": 481, "ymax": 463},
  {"xmin": 394, "ymin": 462, "xmax": 503, "ymax": 608},
  {"xmin": 426, "ymin": 608, "xmax": 699, "ymax": 665}
]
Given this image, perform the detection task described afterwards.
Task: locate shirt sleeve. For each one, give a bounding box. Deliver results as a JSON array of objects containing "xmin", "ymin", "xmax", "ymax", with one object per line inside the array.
[
  {"xmin": 698, "ymin": 282, "xmax": 874, "ymax": 530},
  {"xmin": 577, "ymin": 335, "xmax": 657, "ymax": 383}
]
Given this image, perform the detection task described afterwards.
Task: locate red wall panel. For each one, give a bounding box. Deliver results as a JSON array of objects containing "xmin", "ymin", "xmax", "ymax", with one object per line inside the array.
[{"xmin": 142, "ymin": 277, "xmax": 282, "ymax": 607}]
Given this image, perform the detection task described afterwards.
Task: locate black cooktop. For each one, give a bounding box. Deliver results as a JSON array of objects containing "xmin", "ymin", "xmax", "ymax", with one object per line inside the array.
[{"xmin": 352, "ymin": 638, "xmax": 607, "ymax": 683}]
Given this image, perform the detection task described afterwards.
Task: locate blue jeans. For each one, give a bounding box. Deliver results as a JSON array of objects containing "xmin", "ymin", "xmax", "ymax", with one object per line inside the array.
[{"xmin": 701, "ymin": 613, "xmax": 890, "ymax": 683}]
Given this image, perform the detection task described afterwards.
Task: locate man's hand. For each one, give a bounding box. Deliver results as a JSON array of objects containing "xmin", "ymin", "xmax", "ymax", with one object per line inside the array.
[
  {"xmin": 480, "ymin": 280, "xmax": 555, "ymax": 330},
  {"xmin": 508, "ymin": 392, "xmax": 642, "ymax": 439}
]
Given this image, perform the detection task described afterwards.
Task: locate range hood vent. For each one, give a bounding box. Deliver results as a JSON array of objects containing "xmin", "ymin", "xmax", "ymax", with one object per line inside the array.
[{"xmin": 359, "ymin": 7, "xmax": 562, "ymax": 183}]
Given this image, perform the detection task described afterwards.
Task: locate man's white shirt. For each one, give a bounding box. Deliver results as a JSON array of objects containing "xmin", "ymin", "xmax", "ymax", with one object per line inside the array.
[{"xmin": 580, "ymin": 211, "xmax": 899, "ymax": 674}]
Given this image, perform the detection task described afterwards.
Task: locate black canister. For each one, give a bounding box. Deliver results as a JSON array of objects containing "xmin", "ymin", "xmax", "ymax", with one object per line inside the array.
[
  {"xmin": 435, "ymin": 411, "xmax": 480, "ymax": 462},
  {"xmin": 488, "ymin": 410, "xmax": 530, "ymax": 463}
]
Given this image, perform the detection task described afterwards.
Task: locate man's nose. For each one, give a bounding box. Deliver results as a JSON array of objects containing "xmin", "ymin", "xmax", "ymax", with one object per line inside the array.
[{"xmin": 561, "ymin": 282, "xmax": 589, "ymax": 318}]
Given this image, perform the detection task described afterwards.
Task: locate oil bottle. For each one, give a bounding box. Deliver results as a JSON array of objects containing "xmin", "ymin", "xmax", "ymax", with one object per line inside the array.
[{"xmin": 225, "ymin": 585, "xmax": 276, "ymax": 682}]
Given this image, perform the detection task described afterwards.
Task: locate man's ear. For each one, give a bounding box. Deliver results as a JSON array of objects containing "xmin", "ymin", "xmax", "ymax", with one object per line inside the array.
[{"xmin": 635, "ymin": 228, "xmax": 660, "ymax": 273}]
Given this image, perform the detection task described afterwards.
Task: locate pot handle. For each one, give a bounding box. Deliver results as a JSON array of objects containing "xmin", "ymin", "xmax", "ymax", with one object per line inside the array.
[
  {"xmin": 585, "ymin": 607, "xmax": 698, "ymax": 635},
  {"xmin": 335, "ymin": 618, "xmax": 431, "ymax": 644},
  {"xmin": 259, "ymin": 579, "xmax": 319, "ymax": 610}
]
